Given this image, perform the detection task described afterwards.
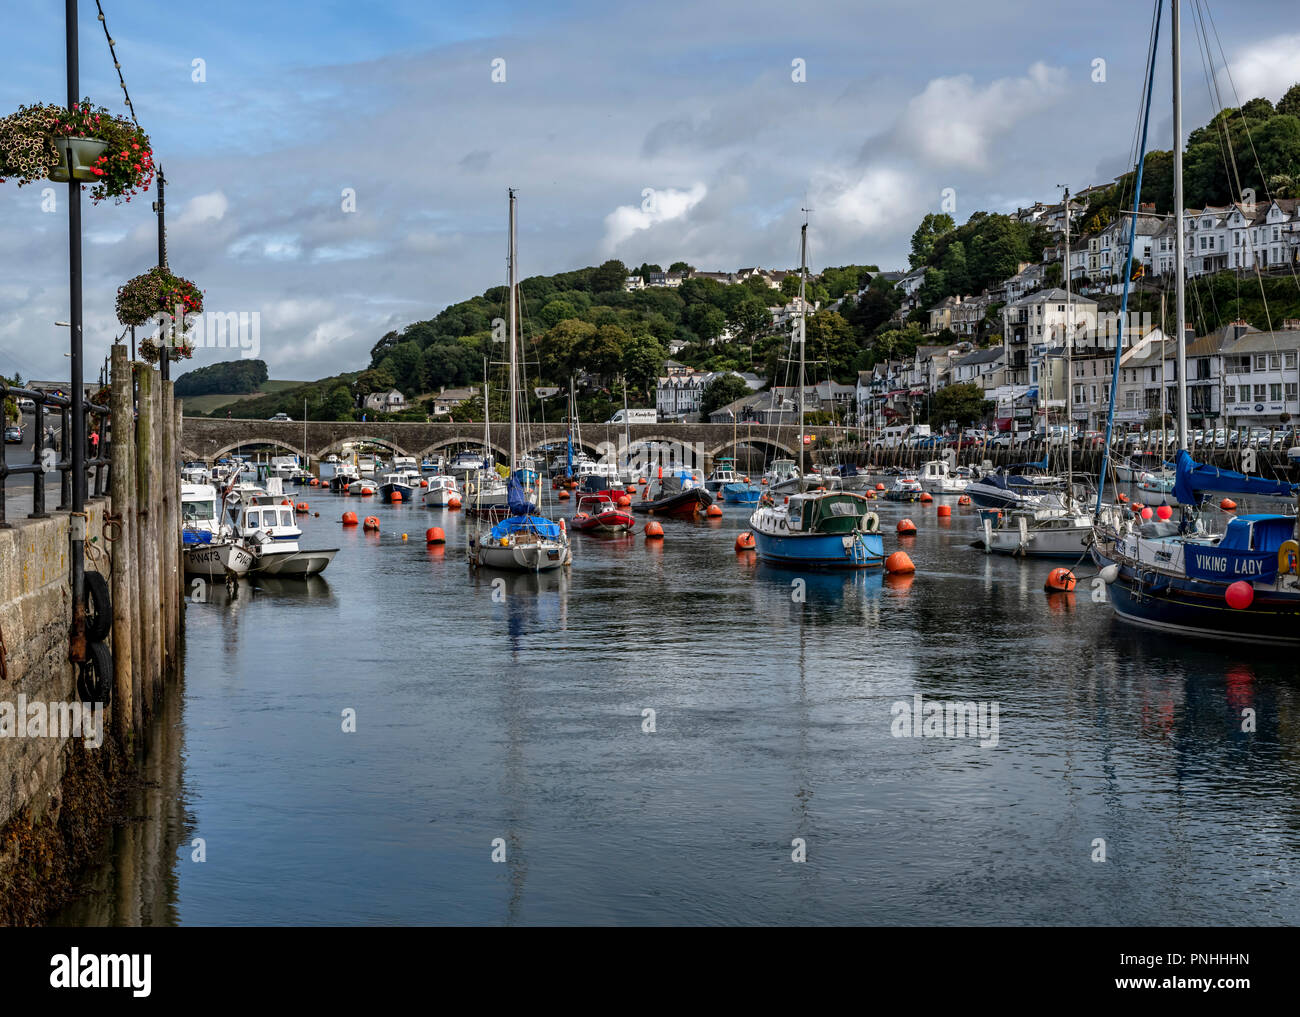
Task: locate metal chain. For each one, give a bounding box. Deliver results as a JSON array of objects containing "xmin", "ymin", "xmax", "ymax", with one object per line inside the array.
[{"xmin": 93, "ymin": 1, "xmax": 139, "ymax": 126}]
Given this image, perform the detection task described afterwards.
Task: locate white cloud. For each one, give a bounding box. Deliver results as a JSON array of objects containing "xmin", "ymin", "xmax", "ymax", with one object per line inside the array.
[
  {"xmin": 174, "ymin": 191, "xmax": 230, "ymax": 228},
  {"xmin": 891, "ymin": 62, "xmax": 1068, "ymax": 171},
  {"xmin": 812, "ymin": 165, "xmax": 919, "ymax": 240},
  {"xmin": 1220, "ymin": 35, "xmax": 1300, "ymax": 105},
  {"xmin": 601, "ymin": 183, "xmax": 707, "ymax": 253}
]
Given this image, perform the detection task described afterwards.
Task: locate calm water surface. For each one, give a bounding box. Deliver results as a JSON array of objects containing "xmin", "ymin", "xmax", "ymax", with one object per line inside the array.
[{"xmin": 56, "ymin": 479, "xmax": 1300, "ymax": 925}]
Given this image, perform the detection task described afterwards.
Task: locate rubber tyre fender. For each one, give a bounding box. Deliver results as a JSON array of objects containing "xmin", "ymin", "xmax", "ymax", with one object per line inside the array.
[
  {"xmin": 84, "ymin": 570, "xmax": 112, "ymax": 641},
  {"xmin": 77, "ymin": 639, "xmax": 113, "ymax": 706}
]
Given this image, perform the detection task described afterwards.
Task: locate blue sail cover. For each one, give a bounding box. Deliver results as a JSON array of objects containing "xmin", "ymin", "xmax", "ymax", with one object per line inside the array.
[
  {"xmin": 488, "ymin": 515, "xmax": 562, "ymax": 540},
  {"xmin": 1173, "ymin": 449, "xmax": 1296, "ymax": 506},
  {"xmin": 507, "ymin": 475, "xmax": 538, "ymax": 515}
]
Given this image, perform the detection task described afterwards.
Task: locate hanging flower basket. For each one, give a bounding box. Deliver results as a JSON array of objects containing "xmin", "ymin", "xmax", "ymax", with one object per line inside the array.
[
  {"xmin": 118, "ymin": 266, "xmax": 204, "ymax": 363},
  {"xmin": 0, "ymin": 99, "xmax": 153, "ymax": 204}
]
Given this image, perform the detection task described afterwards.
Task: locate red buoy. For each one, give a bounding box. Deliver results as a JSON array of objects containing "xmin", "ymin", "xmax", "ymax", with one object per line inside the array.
[
  {"xmin": 735, "ymin": 531, "xmax": 756, "ymax": 551},
  {"xmin": 362, "ymin": 516, "xmax": 380, "ymax": 531},
  {"xmin": 341, "ymin": 511, "xmax": 358, "ymax": 526},
  {"xmin": 1225, "ymin": 581, "xmax": 1253, "ymax": 609},
  {"xmin": 426, "ymin": 527, "xmax": 445, "ymax": 545},
  {"xmin": 1221, "ymin": 498, "xmax": 1237, "ymax": 511},
  {"xmin": 644, "ymin": 521, "xmax": 664, "ymax": 539},
  {"xmin": 885, "ymin": 551, "xmax": 915, "ymax": 574},
  {"xmin": 897, "ymin": 518, "xmax": 917, "ymax": 535},
  {"xmin": 1044, "ymin": 567, "xmax": 1076, "ymax": 592},
  {"xmin": 1156, "ymin": 505, "xmax": 1172, "ymax": 521},
  {"xmin": 936, "ymin": 504, "xmax": 951, "ymax": 517}
]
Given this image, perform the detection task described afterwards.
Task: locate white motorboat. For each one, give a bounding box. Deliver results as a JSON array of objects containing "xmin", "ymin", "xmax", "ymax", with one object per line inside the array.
[
  {"xmin": 919, "ymin": 459, "xmax": 968, "ymax": 494},
  {"xmin": 225, "ymin": 491, "xmax": 337, "ymax": 577},
  {"xmin": 982, "ymin": 506, "xmax": 1095, "ymax": 558},
  {"xmin": 329, "ymin": 463, "xmax": 360, "ymax": 492},
  {"xmin": 422, "ymin": 474, "xmax": 460, "ymax": 506},
  {"xmin": 181, "ymin": 483, "xmax": 255, "ymax": 577},
  {"xmin": 763, "ymin": 458, "xmax": 802, "ymax": 495}
]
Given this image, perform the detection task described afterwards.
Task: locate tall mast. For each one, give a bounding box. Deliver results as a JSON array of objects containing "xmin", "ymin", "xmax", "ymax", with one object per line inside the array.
[
  {"xmin": 1063, "ymin": 187, "xmax": 1074, "ymax": 501},
  {"xmin": 798, "ymin": 219, "xmax": 808, "ymax": 478},
  {"xmin": 1173, "ymin": 0, "xmax": 1188, "ymax": 451},
  {"xmin": 508, "ymin": 188, "xmax": 518, "ymax": 473}
]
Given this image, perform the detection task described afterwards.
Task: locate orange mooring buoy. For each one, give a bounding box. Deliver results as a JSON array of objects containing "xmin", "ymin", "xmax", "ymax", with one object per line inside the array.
[
  {"xmin": 897, "ymin": 518, "xmax": 917, "ymax": 535},
  {"xmin": 617, "ymin": 495, "xmax": 631, "ymax": 507},
  {"xmin": 426, "ymin": 527, "xmax": 445, "ymax": 545},
  {"xmin": 957, "ymin": 495, "xmax": 971, "ymax": 506},
  {"xmin": 361, "ymin": 486, "xmax": 374, "ymax": 496},
  {"xmin": 920, "ymin": 492, "xmax": 933, "ymax": 503},
  {"xmin": 296, "ymin": 502, "xmax": 308, "ymax": 513},
  {"xmin": 1044, "ymin": 567, "xmax": 1077, "ymax": 592},
  {"xmin": 363, "ymin": 516, "xmax": 380, "ymax": 531},
  {"xmin": 1221, "ymin": 498, "xmax": 1237, "ymax": 511},
  {"xmin": 885, "ymin": 551, "xmax": 915, "ymax": 574},
  {"xmin": 936, "ymin": 504, "xmax": 951, "ymax": 517},
  {"xmin": 735, "ymin": 531, "xmax": 756, "ymax": 551},
  {"xmin": 392, "ymin": 491, "xmax": 403, "ymax": 502},
  {"xmin": 559, "ymin": 489, "xmax": 570, "ymax": 500},
  {"xmin": 420, "ymin": 479, "xmax": 429, "ymax": 487},
  {"xmin": 341, "ymin": 511, "xmax": 358, "ymax": 526},
  {"xmin": 448, "ymin": 495, "xmax": 461, "ymax": 509},
  {"xmin": 875, "ymin": 483, "xmax": 886, "ymax": 491},
  {"xmin": 706, "ymin": 504, "xmax": 723, "ymax": 517},
  {"xmin": 644, "ymin": 521, "xmax": 664, "ymax": 539}
]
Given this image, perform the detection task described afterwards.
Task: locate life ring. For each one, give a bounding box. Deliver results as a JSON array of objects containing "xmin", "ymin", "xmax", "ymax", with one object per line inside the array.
[
  {"xmin": 860, "ymin": 511, "xmax": 879, "ymax": 533},
  {"xmin": 1278, "ymin": 540, "xmax": 1299, "ymax": 576}
]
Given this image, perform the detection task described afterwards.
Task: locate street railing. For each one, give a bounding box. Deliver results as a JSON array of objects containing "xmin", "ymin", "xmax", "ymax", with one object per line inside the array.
[{"xmin": 0, "ymin": 382, "xmax": 111, "ymax": 526}]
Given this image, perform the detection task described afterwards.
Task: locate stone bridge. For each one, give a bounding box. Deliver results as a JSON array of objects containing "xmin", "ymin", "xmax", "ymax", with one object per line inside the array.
[{"xmin": 181, "ymin": 417, "xmax": 856, "ymax": 469}]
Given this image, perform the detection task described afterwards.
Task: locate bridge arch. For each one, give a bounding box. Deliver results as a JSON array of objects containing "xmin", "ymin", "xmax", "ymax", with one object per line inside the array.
[
  {"xmin": 418, "ymin": 437, "xmax": 509, "ymax": 462},
  {"xmin": 523, "ymin": 436, "xmax": 605, "ymax": 461},
  {"xmin": 209, "ymin": 437, "xmax": 306, "ymax": 462},
  {"xmin": 315, "ymin": 435, "xmax": 413, "ymax": 460},
  {"xmin": 706, "ymin": 436, "xmax": 798, "ymax": 462}
]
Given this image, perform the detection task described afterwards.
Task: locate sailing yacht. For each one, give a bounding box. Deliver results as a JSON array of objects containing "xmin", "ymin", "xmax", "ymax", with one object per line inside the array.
[
  {"xmin": 1089, "ymin": 0, "xmax": 1300, "ymax": 643},
  {"xmin": 750, "ymin": 219, "xmax": 886, "ymax": 569},
  {"xmin": 469, "ymin": 189, "xmax": 572, "ymax": 572}
]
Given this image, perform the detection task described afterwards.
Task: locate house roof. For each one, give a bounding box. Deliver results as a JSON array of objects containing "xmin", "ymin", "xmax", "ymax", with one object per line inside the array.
[
  {"xmin": 955, "ymin": 347, "xmax": 1004, "ymax": 367},
  {"xmin": 1007, "ymin": 287, "xmax": 1099, "ymax": 307}
]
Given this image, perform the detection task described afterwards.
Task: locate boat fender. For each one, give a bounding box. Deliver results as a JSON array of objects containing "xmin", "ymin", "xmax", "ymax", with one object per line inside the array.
[
  {"xmin": 860, "ymin": 511, "xmax": 879, "ymax": 533},
  {"xmin": 1279, "ymin": 540, "xmax": 1299, "ymax": 576}
]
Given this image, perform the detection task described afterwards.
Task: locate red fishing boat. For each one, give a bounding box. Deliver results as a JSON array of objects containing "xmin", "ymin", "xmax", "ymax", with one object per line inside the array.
[{"xmin": 571, "ymin": 494, "xmax": 634, "ymax": 534}]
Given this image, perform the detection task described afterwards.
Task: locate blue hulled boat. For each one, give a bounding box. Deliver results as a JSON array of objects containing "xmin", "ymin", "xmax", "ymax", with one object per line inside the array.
[
  {"xmin": 722, "ymin": 481, "xmax": 762, "ymax": 503},
  {"xmin": 1092, "ymin": 451, "xmax": 1300, "ymax": 644},
  {"xmin": 748, "ymin": 491, "xmax": 885, "ymax": 568}
]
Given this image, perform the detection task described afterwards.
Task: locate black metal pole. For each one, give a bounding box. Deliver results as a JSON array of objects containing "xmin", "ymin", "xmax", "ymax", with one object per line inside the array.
[
  {"xmin": 156, "ymin": 166, "xmax": 169, "ymax": 383},
  {"xmin": 66, "ymin": 0, "xmax": 86, "ymax": 659}
]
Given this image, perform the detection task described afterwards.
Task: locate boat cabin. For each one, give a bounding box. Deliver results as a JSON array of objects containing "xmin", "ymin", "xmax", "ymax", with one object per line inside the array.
[{"xmin": 785, "ymin": 493, "xmax": 870, "ymax": 535}]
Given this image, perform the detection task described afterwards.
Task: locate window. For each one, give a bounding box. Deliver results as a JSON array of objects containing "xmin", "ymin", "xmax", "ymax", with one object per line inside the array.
[
  {"xmin": 1270, "ymin": 355, "xmax": 1282, "ymax": 370},
  {"xmin": 1256, "ymin": 355, "xmax": 1267, "ymax": 371},
  {"xmin": 1287, "ymin": 353, "xmax": 1297, "ymax": 369},
  {"xmin": 1240, "ymin": 385, "xmax": 1251, "ymax": 403},
  {"xmin": 1225, "ymin": 387, "xmax": 1236, "ymax": 403},
  {"xmin": 1150, "ymin": 368, "xmax": 1157, "ymax": 382},
  {"xmin": 1255, "ymin": 384, "xmax": 1267, "ymax": 401},
  {"xmin": 1287, "ymin": 383, "xmax": 1298, "ymax": 401},
  {"xmin": 1271, "ymin": 384, "xmax": 1282, "ymax": 402}
]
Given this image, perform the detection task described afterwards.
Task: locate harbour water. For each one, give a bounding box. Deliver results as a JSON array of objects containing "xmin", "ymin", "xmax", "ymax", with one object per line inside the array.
[{"xmin": 56, "ymin": 483, "xmax": 1300, "ymax": 925}]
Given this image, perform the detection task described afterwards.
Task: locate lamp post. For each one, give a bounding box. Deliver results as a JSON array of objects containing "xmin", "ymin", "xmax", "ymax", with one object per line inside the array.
[
  {"xmin": 64, "ymin": 0, "xmax": 88, "ymax": 659},
  {"xmin": 153, "ymin": 166, "xmax": 169, "ymax": 382}
]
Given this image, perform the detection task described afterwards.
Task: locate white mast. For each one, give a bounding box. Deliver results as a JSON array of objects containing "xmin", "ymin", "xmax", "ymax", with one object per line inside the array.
[
  {"xmin": 1063, "ymin": 187, "xmax": 1073, "ymax": 500},
  {"xmin": 798, "ymin": 219, "xmax": 808, "ymax": 478},
  {"xmin": 508, "ymin": 188, "xmax": 518, "ymax": 473},
  {"xmin": 1173, "ymin": 0, "xmax": 1188, "ymax": 451}
]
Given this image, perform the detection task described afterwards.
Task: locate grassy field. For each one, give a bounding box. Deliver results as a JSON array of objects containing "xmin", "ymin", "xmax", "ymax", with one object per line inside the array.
[{"xmin": 183, "ymin": 380, "xmax": 304, "ymax": 415}]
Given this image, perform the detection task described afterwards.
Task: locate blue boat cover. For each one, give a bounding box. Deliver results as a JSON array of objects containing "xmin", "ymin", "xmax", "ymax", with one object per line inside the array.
[
  {"xmin": 1173, "ymin": 449, "xmax": 1296, "ymax": 506},
  {"xmin": 489, "ymin": 514, "xmax": 562, "ymax": 540},
  {"xmin": 507, "ymin": 475, "xmax": 538, "ymax": 516},
  {"xmin": 182, "ymin": 529, "xmax": 213, "ymax": 545}
]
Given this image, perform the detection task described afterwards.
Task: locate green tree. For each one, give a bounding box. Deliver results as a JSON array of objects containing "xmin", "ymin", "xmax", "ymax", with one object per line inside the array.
[
  {"xmin": 686, "ymin": 303, "xmax": 727, "ymax": 344},
  {"xmin": 591, "ymin": 259, "xmax": 628, "ymax": 294},
  {"xmin": 929, "ymin": 383, "xmax": 989, "ymax": 426},
  {"xmin": 1278, "ymin": 82, "xmax": 1300, "ymax": 119},
  {"xmin": 669, "ymin": 261, "xmax": 693, "ymax": 274},
  {"xmin": 699, "ymin": 373, "xmax": 752, "ymax": 418},
  {"xmin": 621, "ymin": 333, "xmax": 666, "ymax": 396},
  {"xmin": 728, "ymin": 297, "xmax": 771, "ymax": 343},
  {"xmin": 909, "ymin": 213, "xmax": 955, "ymax": 268},
  {"xmin": 539, "ymin": 318, "xmax": 595, "ymax": 382}
]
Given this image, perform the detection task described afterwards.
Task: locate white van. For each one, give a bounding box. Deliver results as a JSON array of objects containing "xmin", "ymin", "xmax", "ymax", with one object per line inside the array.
[
  {"xmin": 872, "ymin": 424, "xmax": 930, "ymax": 450},
  {"xmin": 607, "ymin": 409, "xmax": 657, "ymax": 425}
]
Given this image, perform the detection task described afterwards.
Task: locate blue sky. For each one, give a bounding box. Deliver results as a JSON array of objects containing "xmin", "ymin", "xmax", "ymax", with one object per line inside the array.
[{"xmin": 2, "ymin": 0, "xmax": 1298, "ymax": 384}]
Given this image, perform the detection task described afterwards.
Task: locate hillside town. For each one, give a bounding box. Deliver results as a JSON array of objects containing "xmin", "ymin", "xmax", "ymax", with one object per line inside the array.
[{"xmin": 637, "ymin": 190, "xmax": 1300, "ymax": 438}]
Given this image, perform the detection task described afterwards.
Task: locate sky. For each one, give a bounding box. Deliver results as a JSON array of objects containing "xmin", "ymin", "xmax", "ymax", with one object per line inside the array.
[{"xmin": 1, "ymin": 0, "xmax": 1298, "ymax": 385}]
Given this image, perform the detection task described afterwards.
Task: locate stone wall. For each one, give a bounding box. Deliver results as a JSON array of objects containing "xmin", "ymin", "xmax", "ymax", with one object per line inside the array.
[{"xmin": 0, "ymin": 499, "xmax": 109, "ymax": 832}]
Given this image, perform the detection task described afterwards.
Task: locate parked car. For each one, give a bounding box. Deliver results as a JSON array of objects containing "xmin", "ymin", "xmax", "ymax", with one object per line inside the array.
[
  {"xmin": 16, "ymin": 398, "xmax": 35, "ymax": 411},
  {"xmin": 4, "ymin": 425, "xmax": 23, "ymax": 444},
  {"xmin": 268, "ymin": 412, "xmax": 292, "ymax": 422}
]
